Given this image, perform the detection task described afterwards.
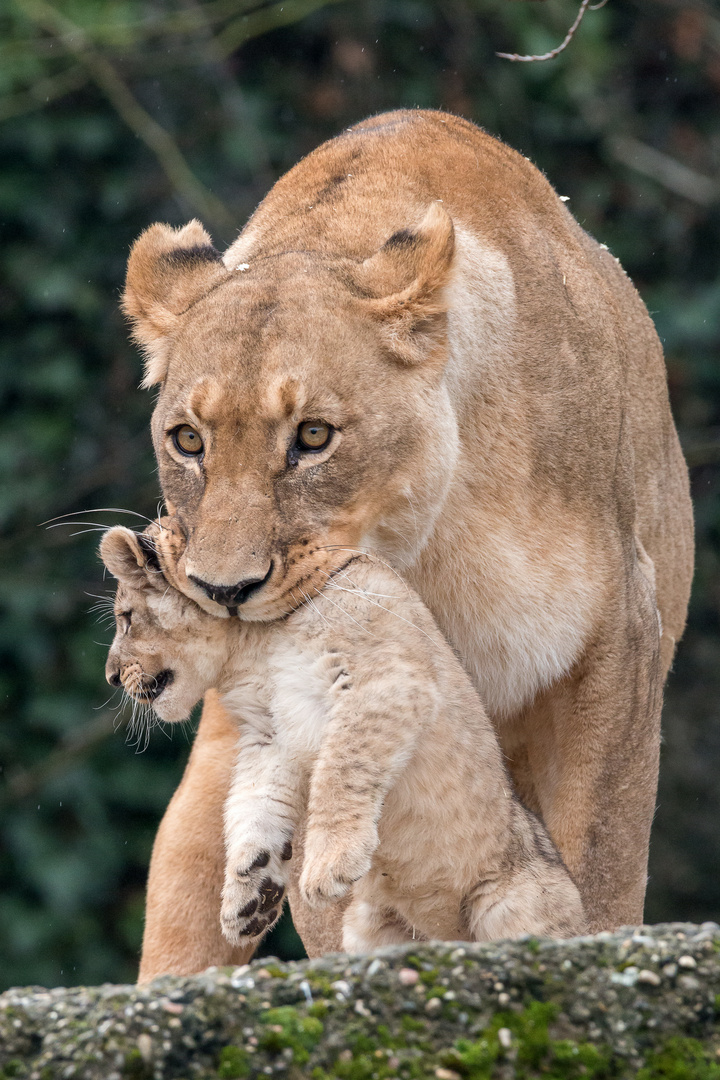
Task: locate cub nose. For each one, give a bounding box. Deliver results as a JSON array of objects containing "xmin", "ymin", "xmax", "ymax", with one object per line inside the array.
[{"xmin": 189, "ymin": 564, "xmax": 272, "ymax": 608}]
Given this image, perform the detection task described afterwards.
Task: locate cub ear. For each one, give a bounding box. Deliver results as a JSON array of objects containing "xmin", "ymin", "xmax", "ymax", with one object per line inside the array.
[
  {"xmin": 356, "ymin": 203, "xmax": 455, "ymax": 365},
  {"xmin": 100, "ymin": 526, "xmax": 162, "ymax": 588},
  {"xmin": 122, "ymin": 220, "xmax": 228, "ymax": 387}
]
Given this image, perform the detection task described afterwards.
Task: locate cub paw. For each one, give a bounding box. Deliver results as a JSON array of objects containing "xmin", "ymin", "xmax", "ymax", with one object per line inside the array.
[
  {"xmin": 220, "ymin": 841, "xmax": 292, "ymax": 945},
  {"xmin": 299, "ymin": 828, "xmax": 376, "ymax": 908}
]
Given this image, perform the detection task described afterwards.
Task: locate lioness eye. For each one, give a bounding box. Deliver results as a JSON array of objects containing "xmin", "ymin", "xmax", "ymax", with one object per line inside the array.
[
  {"xmin": 173, "ymin": 425, "xmax": 204, "ymax": 456},
  {"xmin": 297, "ymin": 421, "xmax": 331, "ymax": 451}
]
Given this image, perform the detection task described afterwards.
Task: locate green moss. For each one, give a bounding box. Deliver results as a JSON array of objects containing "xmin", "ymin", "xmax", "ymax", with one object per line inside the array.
[
  {"xmin": 348, "ymin": 1033, "xmax": 376, "ymax": 1055},
  {"xmin": 526, "ymin": 938, "xmax": 541, "ymax": 955},
  {"xmin": 418, "ymin": 969, "xmax": 440, "ymax": 985},
  {"xmin": 259, "ymin": 963, "xmax": 287, "ymax": 979},
  {"xmin": 441, "ymin": 1000, "xmax": 612, "ymax": 1079},
  {"xmin": 258, "ymin": 1005, "xmax": 324, "ymax": 1064},
  {"xmin": 308, "ymin": 1001, "xmax": 329, "ymax": 1018},
  {"xmin": 425, "ymin": 985, "xmax": 446, "ymax": 999},
  {"xmin": 312, "ymin": 1052, "xmax": 403, "ymax": 1080},
  {"xmin": 217, "ymin": 1045, "xmax": 250, "ymax": 1079},
  {"xmin": 122, "ymin": 1048, "xmax": 152, "ymax": 1079},
  {"xmin": 1, "ymin": 1063, "xmax": 23, "ymax": 1079},
  {"xmin": 442, "ymin": 1035, "xmax": 499, "ymax": 1078},
  {"xmin": 401, "ymin": 1015, "xmax": 426, "ymax": 1033},
  {"xmin": 637, "ymin": 1037, "xmax": 720, "ymax": 1080}
]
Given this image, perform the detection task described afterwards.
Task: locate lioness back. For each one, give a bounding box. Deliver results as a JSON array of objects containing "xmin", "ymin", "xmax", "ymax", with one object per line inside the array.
[{"xmin": 225, "ymin": 108, "xmax": 691, "ymax": 683}]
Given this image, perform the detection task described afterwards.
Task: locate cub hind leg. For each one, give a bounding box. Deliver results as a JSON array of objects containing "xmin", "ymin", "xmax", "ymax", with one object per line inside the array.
[
  {"xmin": 465, "ymin": 806, "xmax": 587, "ymax": 941},
  {"xmin": 342, "ymin": 879, "xmax": 419, "ymax": 953}
]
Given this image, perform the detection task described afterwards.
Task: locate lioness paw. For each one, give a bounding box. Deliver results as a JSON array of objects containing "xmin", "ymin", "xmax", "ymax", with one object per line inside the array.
[
  {"xmin": 220, "ymin": 841, "xmax": 292, "ymax": 945},
  {"xmin": 299, "ymin": 829, "xmax": 375, "ymax": 908}
]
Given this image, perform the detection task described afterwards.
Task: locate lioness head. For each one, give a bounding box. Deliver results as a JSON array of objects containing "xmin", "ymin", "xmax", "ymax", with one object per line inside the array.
[
  {"xmin": 122, "ymin": 204, "xmax": 459, "ymax": 620},
  {"xmin": 100, "ymin": 525, "xmax": 232, "ymax": 722}
]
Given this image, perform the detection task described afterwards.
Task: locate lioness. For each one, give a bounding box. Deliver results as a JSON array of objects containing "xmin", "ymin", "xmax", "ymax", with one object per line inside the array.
[
  {"xmin": 102, "ymin": 522, "xmax": 586, "ymax": 949},
  {"xmin": 121, "ymin": 110, "xmax": 693, "ymax": 981}
]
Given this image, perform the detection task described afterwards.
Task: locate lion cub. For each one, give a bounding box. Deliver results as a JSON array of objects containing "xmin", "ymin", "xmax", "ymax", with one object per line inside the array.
[{"xmin": 101, "ymin": 523, "xmax": 586, "ymax": 951}]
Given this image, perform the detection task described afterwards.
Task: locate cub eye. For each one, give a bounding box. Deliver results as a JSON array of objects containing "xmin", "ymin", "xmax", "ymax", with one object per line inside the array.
[
  {"xmin": 172, "ymin": 425, "xmax": 204, "ymax": 456},
  {"xmin": 118, "ymin": 611, "xmax": 132, "ymax": 633},
  {"xmin": 297, "ymin": 421, "xmax": 332, "ymax": 452}
]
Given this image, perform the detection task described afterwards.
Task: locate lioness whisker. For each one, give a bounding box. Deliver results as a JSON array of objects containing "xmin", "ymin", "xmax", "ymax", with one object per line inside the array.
[
  {"xmin": 40, "ymin": 507, "xmax": 167, "ymax": 529},
  {"xmin": 316, "ymin": 589, "xmax": 377, "ymax": 637},
  {"xmin": 315, "ymin": 545, "xmax": 411, "ymax": 592},
  {"xmin": 371, "ymin": 522, "xmax": 413, "ymax": 567},
  {"xmin": 316, "ymin": 569, "xmax": 401, "ymax": 600},
  {"xmin": 325, "ymin": 580, "xmax": 440, "ymax": 648},
  {"xmin": 298, "ymin": 586, "xmax": 333, "ymax": 630}
]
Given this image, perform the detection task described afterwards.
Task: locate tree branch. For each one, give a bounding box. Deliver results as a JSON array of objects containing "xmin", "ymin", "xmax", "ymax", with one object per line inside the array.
[
  {"xmin": 215, "ymin": 0, "xmax": 346, "ymax": 58},
  {"xmin": 0, "ymin": 64, "xmax": 88, "ymax": 122},
  {"xmin": 608, "ymin": 135, "xmax": 719, "ymax": 206},
  {"xmin": 12, "ymin": 0, "xmax": 236, "ymax": 231}
]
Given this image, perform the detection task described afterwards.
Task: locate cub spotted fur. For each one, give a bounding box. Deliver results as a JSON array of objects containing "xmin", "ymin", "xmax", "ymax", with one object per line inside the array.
[{"xmin": 102, "ymin": 523, "xmax": 586, "ymax": 949}]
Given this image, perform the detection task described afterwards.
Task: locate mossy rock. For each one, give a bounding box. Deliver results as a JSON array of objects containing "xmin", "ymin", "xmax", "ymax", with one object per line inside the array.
[{"xmin": 2, "ymin": 924, "xmax": 720, "ymax": 1079}]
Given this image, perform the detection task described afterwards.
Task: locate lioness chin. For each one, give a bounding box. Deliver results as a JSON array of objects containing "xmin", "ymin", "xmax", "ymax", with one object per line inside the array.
[
  {"xmin": 102, "ymin": 522, "xmax": 586, "ymax": 951},
  {"xmin": 121, "ymin": 109, "xmax": 692, "ymax": 981}
]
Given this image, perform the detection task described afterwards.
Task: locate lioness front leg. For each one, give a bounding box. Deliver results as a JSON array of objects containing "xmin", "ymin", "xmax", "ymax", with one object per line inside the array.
[
  {"xmin": 299, "ymin": 662, "xmax": 428, "ymax": 907},
  {"xmin": 139, "ymin": 692, "xmax": 253, "ymax": 983},
  {"xmin": 514, "ymin": 570, "xmax": 662, "ymax": 931},
  {"xmin": 220, "ymin": 731, "xmax": 303, "ymax": 945}
]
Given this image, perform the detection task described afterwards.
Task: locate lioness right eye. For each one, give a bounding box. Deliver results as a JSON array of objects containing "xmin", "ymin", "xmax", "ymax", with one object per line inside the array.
[{"xmin": 172, "ymin": 425, "xmax": 204, "ymax": 457}]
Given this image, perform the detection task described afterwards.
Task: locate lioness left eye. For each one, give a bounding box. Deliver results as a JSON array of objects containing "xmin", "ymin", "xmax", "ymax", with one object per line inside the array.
[{"xmin": 297, "ymin": 421, "xmax": 332, "ymax": 451}]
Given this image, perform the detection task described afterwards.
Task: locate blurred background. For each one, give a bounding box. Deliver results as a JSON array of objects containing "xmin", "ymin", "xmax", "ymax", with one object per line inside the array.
[{"xmin": 1, "ymin": 0, "xmax": 719, "ymax": 991}]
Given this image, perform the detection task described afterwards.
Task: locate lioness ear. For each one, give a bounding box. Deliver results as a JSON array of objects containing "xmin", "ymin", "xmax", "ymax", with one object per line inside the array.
[
  {"xmin": 357, "ymin": 203, "xmax": 455, "ymax": 365},
  {"xmin": 100, "ymin": 526, "xmax": 162, "ymax": 588},
  {"xmin": 122, "ymin": 220, "xmax": 228, "ymax": 387}
]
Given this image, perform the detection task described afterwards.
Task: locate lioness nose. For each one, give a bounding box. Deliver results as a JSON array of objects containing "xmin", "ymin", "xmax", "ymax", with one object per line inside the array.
[{"xmin": 189, "ymin": 566, "xmax": 272, "ymax": 608}]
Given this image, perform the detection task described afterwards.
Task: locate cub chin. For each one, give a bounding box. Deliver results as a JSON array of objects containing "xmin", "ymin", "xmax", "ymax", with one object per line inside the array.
[{"xmin": 100, "ymin": 522, "xmax": 587, "ymax": 953}]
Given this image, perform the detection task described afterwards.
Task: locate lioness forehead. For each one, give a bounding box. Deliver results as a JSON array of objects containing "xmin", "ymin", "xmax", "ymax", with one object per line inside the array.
[
  {"xmin": 159, "ymin": 270, "xmax": 368, "ymax": 429},
  {"xmin": 166, "ymin": 371, "xmax": 347, "ymax": 433}
]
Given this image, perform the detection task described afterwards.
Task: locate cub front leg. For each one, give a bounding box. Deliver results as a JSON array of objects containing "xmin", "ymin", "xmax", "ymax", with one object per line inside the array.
[
  {"xmin": 299, "ymin": 659, "xmax": 431, "ymax": 908},
  {"xmin": 220, "ymin": 731, "xmax": 303, "ymax": 945},
  {"xmin": 221, "ymin": 842, "xmax": 293, "ymax": 944}
]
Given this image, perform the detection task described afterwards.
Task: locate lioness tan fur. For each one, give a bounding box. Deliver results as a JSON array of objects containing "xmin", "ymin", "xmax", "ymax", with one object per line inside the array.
[
  {"xmin": 121, "ymin": 110, "xmax": 693, "ymax": 981},
  {"xmin": 101, "ymin": 524, "xmax": 586, "ymax": 950}
]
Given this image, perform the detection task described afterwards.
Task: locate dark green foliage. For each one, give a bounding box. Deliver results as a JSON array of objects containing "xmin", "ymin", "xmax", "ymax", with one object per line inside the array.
[{"xmin": 1, "ymin": 0, "xmax": 719, "ymax": 990}]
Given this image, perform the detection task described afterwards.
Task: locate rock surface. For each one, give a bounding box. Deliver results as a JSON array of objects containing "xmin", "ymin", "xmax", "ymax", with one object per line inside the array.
[{"xmin": 2, "ymin": 924, "xmax": 720, "ymax": 1079}]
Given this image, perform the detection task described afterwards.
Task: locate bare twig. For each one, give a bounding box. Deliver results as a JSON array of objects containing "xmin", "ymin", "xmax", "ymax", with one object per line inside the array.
[
  {"xmin": 497, "ymin": 0, "xmax": 608, "ymax": 62},
  {"xmin": 12, "ymin": 0, "xmax": 235, "ymax": 231}
]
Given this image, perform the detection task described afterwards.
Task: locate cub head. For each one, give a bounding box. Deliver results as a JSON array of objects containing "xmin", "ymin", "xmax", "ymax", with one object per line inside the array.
[
  {"xmin": 122, "ymin": 206, "xmax": 460, "ymax": 621},
  {"xmin": 100, "ymin": 524, "xmax": 232, "ymax": 722}
]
